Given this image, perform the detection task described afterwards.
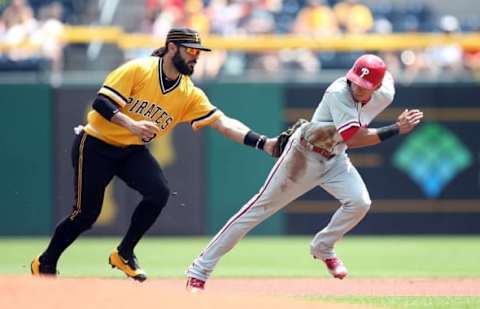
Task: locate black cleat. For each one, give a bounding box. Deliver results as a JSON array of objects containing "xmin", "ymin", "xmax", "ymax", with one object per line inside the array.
[
  {"xmin": 108, "ymin": 249, "xmax": 147, "ymax": 282},
  {"xmin": 31, "ymin": 256, "xmax": 57, "ymax": 276}
]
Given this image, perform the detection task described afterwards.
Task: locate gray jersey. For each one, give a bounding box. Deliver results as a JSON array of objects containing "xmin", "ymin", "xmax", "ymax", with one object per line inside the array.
[
  {"xmin": 303, "ymin": 72, "xmax": 395, "ymax": 154},
  {"xmin": 186, "ymin": 70, "xmax": 398, "ymax": 284}
]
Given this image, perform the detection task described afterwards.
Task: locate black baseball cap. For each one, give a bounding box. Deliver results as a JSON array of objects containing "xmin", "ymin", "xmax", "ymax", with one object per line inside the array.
[{"xmin": 165, "ymin": 27, "xmax": 211, "ymax": 52}]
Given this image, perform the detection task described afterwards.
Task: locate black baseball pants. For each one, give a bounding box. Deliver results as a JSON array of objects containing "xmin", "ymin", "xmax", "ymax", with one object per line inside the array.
[{"xmin": 41, "ymin": 130, "xmax": 170, "ymax": 265}]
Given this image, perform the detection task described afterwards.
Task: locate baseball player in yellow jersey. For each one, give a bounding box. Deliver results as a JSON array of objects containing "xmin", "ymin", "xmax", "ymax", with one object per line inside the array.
[{"xmin": 31, "ymin": 28, "xmax": 277, "ymax": 281}]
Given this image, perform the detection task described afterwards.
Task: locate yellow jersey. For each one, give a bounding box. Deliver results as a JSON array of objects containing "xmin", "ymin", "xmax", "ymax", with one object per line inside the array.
[{"xmin": 84, "ymin": 57, "xmax": 223, "ymax": 146}]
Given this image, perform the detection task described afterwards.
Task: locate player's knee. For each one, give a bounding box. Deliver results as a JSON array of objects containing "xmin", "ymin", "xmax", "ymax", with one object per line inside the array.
[
  {"xmin": 145, "ymin": 183, "xmax": 170, "ymax": 210},
  {"xmin": 352, "ymin": 196, "xmax": 371, "ymax": 213},
  {"xmin": 70, "ymin": 209, "xmax": 100, "ymax": 230}
]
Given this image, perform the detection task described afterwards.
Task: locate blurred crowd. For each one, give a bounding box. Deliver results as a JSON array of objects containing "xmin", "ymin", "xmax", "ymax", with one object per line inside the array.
[
  {"xmin": 0, "ymin": 0, "xmax": 66, "ymax": 79},
  {"xmin": 1, "ymin": 0, "xmax": 480, "ymax": 82},
  {"xmin": 139, "ymin": 0, "xmax": 480, "ymax": 81}
]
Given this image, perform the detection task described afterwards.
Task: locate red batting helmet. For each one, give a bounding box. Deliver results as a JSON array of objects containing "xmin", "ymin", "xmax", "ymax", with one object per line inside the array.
[{"xmin": 346, "ymin": 54, "xmax": 386, "ymax": 90}]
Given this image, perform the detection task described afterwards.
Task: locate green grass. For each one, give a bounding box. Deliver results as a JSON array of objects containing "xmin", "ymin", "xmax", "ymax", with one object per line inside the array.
[
  {"xmin": 3, "ymin": 236, "xmax": 480, "ymax": 309},
  {"xmin": 309, "ymin": 297, "xmax": 480, "ymax": 309},
  {"xmin": 3, "ymin": 235, "xmax": 480, "ymax": 277}
]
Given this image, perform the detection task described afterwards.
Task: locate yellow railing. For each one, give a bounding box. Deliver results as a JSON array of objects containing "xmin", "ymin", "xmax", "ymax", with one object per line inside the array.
[
  {"xmin": 2, "ymin": 25, "xmax": 480, "ymax": 52},
  {"xmin": 62, "ymin": 26, "xmax": 123, "ymax": 44},
  {"xmin": 63, "ymin": 26, "xmax": 480, "ymax": 51}
]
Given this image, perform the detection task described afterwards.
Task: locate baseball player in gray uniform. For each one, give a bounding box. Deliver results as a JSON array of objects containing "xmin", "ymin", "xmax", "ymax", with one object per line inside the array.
[{"xmin": 185, "ymin": 54, "xmax": 424, "ymax": 291}]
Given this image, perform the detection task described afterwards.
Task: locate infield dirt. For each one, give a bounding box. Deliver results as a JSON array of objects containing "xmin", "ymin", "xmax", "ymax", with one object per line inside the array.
[{"xmin": 1, "ymin": 276, "xmax": 479, "ymax": 309}]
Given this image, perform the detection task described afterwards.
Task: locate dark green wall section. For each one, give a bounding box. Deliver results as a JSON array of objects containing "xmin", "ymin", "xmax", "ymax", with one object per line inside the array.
[
  {"xmin": 0, "ymin": 84, "xmax": 53, "ymax": 234},
  {"xmin": 205, "ymin": 83, "xmax": 284, "ymax": 235}
]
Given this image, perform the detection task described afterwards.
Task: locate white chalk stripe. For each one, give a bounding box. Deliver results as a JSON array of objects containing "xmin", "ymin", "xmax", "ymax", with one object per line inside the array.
[
  {"xmin": 338, "ymin": 121, "xmax": 360, "ymax": 133},
  {"xmin": 99, "ymin": 87, "xmax": 128, "ymax": 107}
]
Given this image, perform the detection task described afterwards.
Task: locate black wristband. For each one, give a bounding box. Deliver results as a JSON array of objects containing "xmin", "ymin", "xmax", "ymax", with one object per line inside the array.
[
  {"xmin": 257, "ymin": 135, "xmax": 266, "ymax": 150},
  {"xmin": 244, "ymin": 131, "xmax": 266, "ymax": 150},
  {"xmin": 377, "ymin": 123, "xmax": 400, "ymax": 141}
]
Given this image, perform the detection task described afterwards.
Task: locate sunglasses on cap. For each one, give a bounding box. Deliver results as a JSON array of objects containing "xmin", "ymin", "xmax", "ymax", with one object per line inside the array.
[{"xmin": 183, "ymin": 47, "xmax": 201, "ymax": 57}]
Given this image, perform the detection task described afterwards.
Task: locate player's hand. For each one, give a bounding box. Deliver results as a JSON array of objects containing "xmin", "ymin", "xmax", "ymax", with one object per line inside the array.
[
  {"xmin": 129, "ymin": 120, "xmax": 161, "ymax": 141},
  {"xmin": 397, "ymin": 109, "xmax": 424, "ymax": 134},
  {"xmin": 263, "ymin": 137, "xmax": 277, "ymax": 156}
]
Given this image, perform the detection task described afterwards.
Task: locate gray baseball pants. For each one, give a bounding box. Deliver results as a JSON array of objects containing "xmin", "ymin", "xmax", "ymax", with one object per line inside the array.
[{"xmin": 187, "ymin": 129, "xmax": 371, "ymax": 281}]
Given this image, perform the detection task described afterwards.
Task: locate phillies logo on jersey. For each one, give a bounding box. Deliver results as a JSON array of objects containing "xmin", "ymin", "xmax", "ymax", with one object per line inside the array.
[{"xmin": 360, "ymin": 67, "xmax": 370, "ymax": 78}]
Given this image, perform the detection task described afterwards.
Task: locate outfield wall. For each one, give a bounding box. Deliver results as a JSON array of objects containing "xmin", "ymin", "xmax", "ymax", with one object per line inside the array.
[
  {"xmin": 0, "ymin": 84, "xmax": 53, "ymax": 235},
  {"xmin": 0, "ymin": 82, "xmax": 478, "ymax": 235}
]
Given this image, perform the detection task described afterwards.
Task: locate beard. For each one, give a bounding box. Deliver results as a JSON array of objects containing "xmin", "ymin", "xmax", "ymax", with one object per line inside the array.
[{"xmin": 172, "ymin": 50, "xmax": 195, "ymax": 76}]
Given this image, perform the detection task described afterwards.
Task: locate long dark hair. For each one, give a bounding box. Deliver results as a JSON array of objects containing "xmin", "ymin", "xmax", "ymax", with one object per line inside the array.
[{"xmin": 151, "ymin": 47, "xmax": 166, "ymax": 57}]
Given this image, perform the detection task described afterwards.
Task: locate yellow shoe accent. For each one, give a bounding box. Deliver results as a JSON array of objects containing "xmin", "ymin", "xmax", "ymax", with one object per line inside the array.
[
  {"xmin": 31, "ymin": 256, "xmax": 41, "ymax": 275},
  {"xmin": 31, "ymin": 256, "xmax": 57, "ymax": 276},
  {"xmin": 108, "ymin": 249, "xmax": 147, "ymax": 282}
]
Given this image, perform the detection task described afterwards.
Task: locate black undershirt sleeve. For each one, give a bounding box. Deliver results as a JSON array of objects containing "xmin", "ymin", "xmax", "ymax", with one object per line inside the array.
[{"xmin": 92, "ymin": 94, "xmax": 121, "ymax": 121}]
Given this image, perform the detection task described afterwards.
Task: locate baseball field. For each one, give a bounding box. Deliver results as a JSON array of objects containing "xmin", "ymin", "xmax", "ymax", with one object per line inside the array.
[{"xmin": 2, "ymin": 236, "xmax": 480, "ymax": 309}]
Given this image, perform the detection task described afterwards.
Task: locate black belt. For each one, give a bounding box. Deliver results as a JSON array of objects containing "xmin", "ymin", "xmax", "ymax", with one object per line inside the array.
[{"xmin": 300, "ymin": 137, "xmax": 335, "ymax": 159}]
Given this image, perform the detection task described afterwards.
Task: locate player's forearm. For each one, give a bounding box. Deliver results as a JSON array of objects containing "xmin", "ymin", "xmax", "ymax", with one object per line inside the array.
[
  {"xmin": 111, "ymin": 112, "xmax": 136, "ymax": 131},
  {"xmin": 211, "ymin": 115, "xmax": 251, "ymax": 144},
  {"xmin": 347, "ymin": 124, "xmax": 401, "ymax": 148},
  {"xmin": 111, "ymin": 112, "xmax": 159, "ymax": 141},
  {"xmin": 211, "ymin": 115, "xmax": 274, "ymax": 153},
  {"xmin": 91, "ymin": 94, "xmax": 136, "ymax": 132},
  {"xmin": 345, "ymin": 128, "xmax": 381, "ymax": 148}
]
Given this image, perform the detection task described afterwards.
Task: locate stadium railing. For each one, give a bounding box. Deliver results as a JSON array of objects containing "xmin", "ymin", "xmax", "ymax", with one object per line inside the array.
[{"xmin": 1, "ymin": 26, "xmax": 480, "ymax": 52}]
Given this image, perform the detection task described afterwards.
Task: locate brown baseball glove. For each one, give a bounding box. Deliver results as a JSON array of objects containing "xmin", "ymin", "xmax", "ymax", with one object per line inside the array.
[
  {"xmin": 271, "ymin": 118, "xmax": 309, "ymax": 158},
  {"xmin": 302, "ymin": 122, "xmax": 338, "ymax": 152}
]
